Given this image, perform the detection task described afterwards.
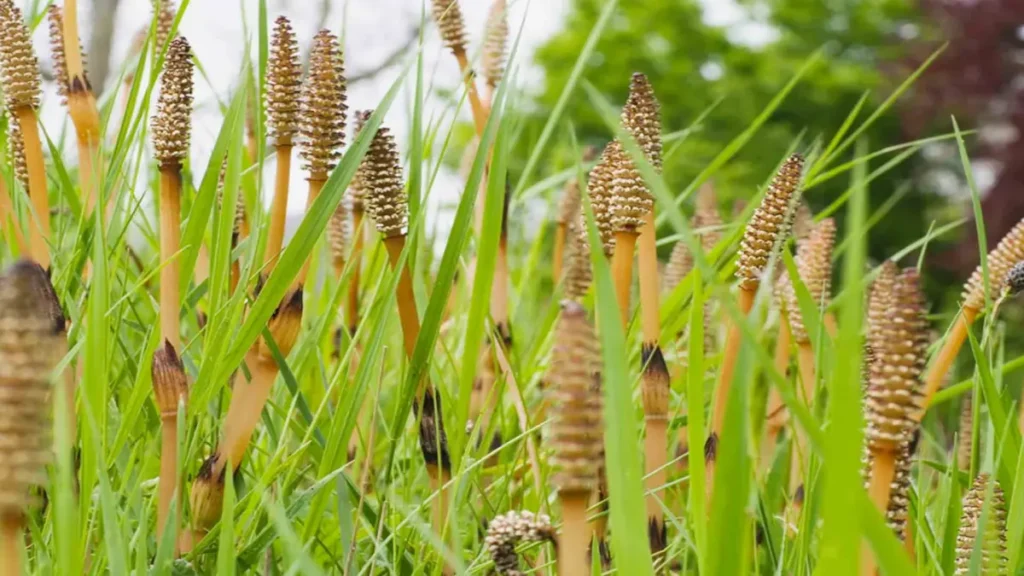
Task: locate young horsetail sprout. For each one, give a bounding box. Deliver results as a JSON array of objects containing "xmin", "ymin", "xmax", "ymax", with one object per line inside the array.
[
  {"xmin": 784, "ymin": 218, "xmax": 836, "ymax": 512},
  {"xmin": 588, "ymin": 142, "xmax": 618, "ymax": 257},
  {"xmin": 554, "ymin": 180, "xmax": 581, "ymax": 282},
  {"xmin": 0, "ymin": 0, "xmax": 50, "ymax": 267},
  {"xmin": 297, "ymin": 28, "xmax": 347, "ymax": 286},
  {"xmin": 6, "ymin": 120, "xmax": 27, "ymax": 191},
  {"xmin": 955, "ymin": 474, "xmax": 1008, "ymax": 575},
  {"xmin": 484, "ymin": 510, "xmax": 556, "ymax": 576},
  {"xmin": 920, "ymin": 218, "xmax": 1024, "ymax": 418},
  {"xmin": 361, "ymin": 114, "xmax": 453, "ymax": 554},
  {"xmin": 151, "ymin": 340, "xmax": 188, "ymax": 548},
  {"xmin": 49, "ymin": 1, "xmax": 103, "ymax": 222},
  {"xmin": 958, "ymin": 394, "xmax": 974, "ymax": 473},
  {"xmin": 1005, "ymin": 260, "xmax": 1024, "ymax": 295},
  {"xmin": 153, "ymin": 0, "xmax": 177, "ymax": 52},
  {"xmin": 188, "ymin": 455, "xmax": 225, "ymax": 546},
  {"xmin": 549, "ymin": 301, "xmax": 603, "ymax": 576},
  {"xmin": 151, "ymin": 36, "xmax": 194, "ymax": 351},
  {"xmin": 862, "ymin": 267, "xmax": 928, "ymax": 574},
  {"xmin": 430, "ymin": 0, "xmax": 486, "ymax": 135},
  {"xmin": 263, "ymin": 16, "xmax": 302, "ymax": 269},
  {"xmin": 0, "ymin": 260, "xmax": 63, "ymax": 575},
  {"xmin": 706, "ymin": 153, "xmax": 804, "ymax": 506},
  {"xmin": 562, "ymin": 213, "xmax": 593, "ymax": 301}
]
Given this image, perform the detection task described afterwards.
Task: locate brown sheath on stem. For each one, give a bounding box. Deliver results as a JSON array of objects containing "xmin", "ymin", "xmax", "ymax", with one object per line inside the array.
[
  {"xmin": 188, "ymin": 455, "xmax": 225, "ymax": 548},
  {"xmin": 611, "ymin": 231, "xmax": 638, "ymax": 328},
  {"xmin": 159, "ymin": 169, "xmax": 182, "ymax": 349},
  {"xmin": 152, "ymin": 340, "xmax": 188, "ymax": 550},
  {"xmin": 14, "ymin": 110, "xmax": 50, "ymax": 268}
]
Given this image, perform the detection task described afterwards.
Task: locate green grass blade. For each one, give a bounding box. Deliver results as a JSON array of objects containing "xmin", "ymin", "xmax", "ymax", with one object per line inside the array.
[{"xmin": 686, "ymin": 267, "xmax": 707, "ymax": 572}]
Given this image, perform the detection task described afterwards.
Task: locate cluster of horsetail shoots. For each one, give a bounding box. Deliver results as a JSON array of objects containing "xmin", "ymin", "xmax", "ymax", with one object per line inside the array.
[
  {"xmin": 706, "ymin": 153, "xmax": 803, "ymax": 505},
  {"xmin": 0, "ymin": 1, "xmax": 50, "ymax": 267},
  {"xmin": 297, "ymin": 28, "xmax": 347, "ymax": 286}
]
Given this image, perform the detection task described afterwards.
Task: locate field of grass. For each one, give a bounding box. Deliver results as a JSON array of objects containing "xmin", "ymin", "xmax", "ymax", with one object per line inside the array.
[{"xmin": 0, "ymin": 0, "xmax": 1020, "ymax": 574}]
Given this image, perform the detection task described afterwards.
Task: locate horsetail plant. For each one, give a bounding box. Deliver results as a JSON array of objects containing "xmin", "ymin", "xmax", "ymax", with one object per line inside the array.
[
  {"xmin": 297, "ymin": 28, "xmax": 347, "ymax": 286},
  {"xmin": 484, "ymin": 510, "xmax": 556, "ymax": 576},
  {"xmin": 263, "ymin": 16, "xmax": 302, "ymax": 269},
  {"xmin": 0, "ymin": 1, "xmax": 50, "ymax": 267},
  {"xmin": 0, "ymin": 260, "xmax": 62, "ymax": 574},
  {"xmin": 430, "ymin": 0, "xmax": 487, "ymax": 136},
  {"xmin": 549, "ymin": 301, "xmax": 603, "ymax": 576},
  {"xmin": 706, "ymin": 153, "xmax": 804, "ymax": 505}
]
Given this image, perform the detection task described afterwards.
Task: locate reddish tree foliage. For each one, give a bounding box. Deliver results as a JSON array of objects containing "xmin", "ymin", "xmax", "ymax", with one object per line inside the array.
[{"xmin": 907, "ymin": 1, "xmax": 1024, "ymax": 275}]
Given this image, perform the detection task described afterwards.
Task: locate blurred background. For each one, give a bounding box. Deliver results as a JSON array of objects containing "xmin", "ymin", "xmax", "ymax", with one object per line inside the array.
[{"xmin": 23, "ymin": 0, "xmax": 1024, "ymax": 313}]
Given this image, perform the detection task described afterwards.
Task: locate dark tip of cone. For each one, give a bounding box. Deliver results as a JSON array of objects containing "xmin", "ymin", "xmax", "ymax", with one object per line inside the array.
[
  {"xmin": 704, "ymin": 432, "xmax": 718, "ymax": 463},
  {"xmin": 197, "ymin": 453, "xmax": 227, "ymax": 483},
  {"xmin": 641, "ymin": 344, "xmax": 669, "ymax": 377},
  {"xmin": 418, "ymin": 388, "xmax": 450, "ymax": 471},
  {"xmin": 647, "ymin": 517, "xmax": 667, "ymax": 552},
  {"xmin": 70, "ymin": 75, "xmax": 87, "ymax": 94},
  {"xmin": 793, "ymin": 484, "xmax": 805, "ymax": 505}
]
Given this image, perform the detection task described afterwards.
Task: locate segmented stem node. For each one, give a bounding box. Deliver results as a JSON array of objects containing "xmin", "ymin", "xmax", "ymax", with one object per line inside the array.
[{"xmin": 151, "ymin": 339, "xmax": 187, "ymax": 418}]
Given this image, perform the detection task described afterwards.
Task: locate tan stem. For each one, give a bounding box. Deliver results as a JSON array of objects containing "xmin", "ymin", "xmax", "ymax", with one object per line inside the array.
[
  {"xmin": 706, "ymin": 286, "xmax": 757, "ymax": 506},
  {"xmin": 348, "ymin": 209, "xmax": 364, "ymax": 334},
  {"xmin": 558, "ymin": 491, "xmax": 591, "ymax": 576},
  {"xmin": 645, "ymin": 417, "xmax": 667, "ymax": 550},
  {"xmin": 611, "ymin": 230, "xmax": 639, "ymax": 329},
  {"xmin": 159, "ymin": 168, "xmax": 182, "ymax": 350},
  {"xmin": 157, "ymin": 417, "xmax": 180, "ymax": 552},
  {"xmin": 918, "ymin": 306, "xmax": 977, "ymax": 420},
  {"xmin": 862, "ymin": 451, "xmax": 897, "ymax": 576},
  {"xmin": 452, "ymin": 50, "xmax": 488, "ymax": 138},
  {"xmin": 15, "ymin": 108, "xmax": 51, "ymax": 268},
  {"xmin": 428, "ymin": 465, "xmax": 450, "ymax": 541},
  {"xmin": 824, "ymin": 312, "xmax": 838, "ymax": 338},
  {"xmin": 0, "ymin": 514, "xmax": 21, "ymax": 576},
  {"xmin": 762, "ymin": 317, "xmax": 791, "ymax": 475},
  {"xmin": 0, "ymin": 178, "xmax": 27, "ymax": 254},
  {"xmin": 296, "ymin": 177, "xmax": 325, "ymax": 287},
  {"xmin": 61, "ymin": 0, "xmax": 87, "ymax": 80},
  {"xmin": 553, "ymin": 222, "xmax": 567, "ymax": 282},
  {"xmin": 637, "ymin": 213, "xmax": 661, "ymax": 342},
  {"xmin": 264, "ymin": 144, "xmax": 293, "ymax": 269},
  {"xmin": 216, "ymin": 351, "xmax": 278, "ymax": 476},
  {"xmin": 383, "ymin": 235, "xmax": 421, "ymax": 360}
]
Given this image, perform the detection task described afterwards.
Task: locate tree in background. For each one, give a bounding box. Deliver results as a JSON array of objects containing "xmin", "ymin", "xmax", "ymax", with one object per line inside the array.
[
  {"xmin": 522, "ymin": 0, "xmax": 932, "ymax": 265},
  {"xmin": 903, "ymin": 0, "xmax": 1024, "ymax": 277}
]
